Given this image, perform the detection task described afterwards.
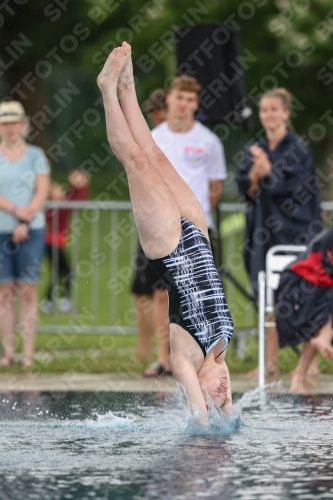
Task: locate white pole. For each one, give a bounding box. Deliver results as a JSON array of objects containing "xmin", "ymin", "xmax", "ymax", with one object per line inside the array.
[{"xmin": 258, "ymin": 271, "xmax": 266, "ymax": 389}]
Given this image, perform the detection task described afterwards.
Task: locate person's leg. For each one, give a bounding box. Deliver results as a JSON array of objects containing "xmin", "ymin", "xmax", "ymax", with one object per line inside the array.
[
  {"xmin": 97, "ymin": 46, "xmax": 181, "ymax": 259},
  {"xmin": 290, "ymin": 340, "xmax": 317, "ymax": 393},
  {"xmin": 45, "ymin": 244, "xmax": 55, "ymax": 301},
  {"xmin": 266, "ymin": 318, "xmax": 279, "ymax": 381},
  {"xmin": 0, "ymin": 283, "xmax": 16, "ymax": 365},
  {"xmin": 291, "ymin": 317, "xmax": 333, "ymax": 393},
  {"xmin": 305, "ymin": 356, "xmax": 320, "ymax": 387},
  {"xmin": 117, "ymin": 42, "xmax": 208, "ymax": 239},
  {"xmin": 288, "ymin": 355, "xmax": 320, "ymax": 386},
  {"xmin": 153, "ymin": 289, "xmax": 170, "ymax": 368},
  {"xmin": 134, "ymin": 294, "xmax": 154, "ymax": 360},
  {"xmin": 144, "ymin": 288, "xmax": 170, "ymax": 375},
  {"xmin": 310, "ymin": 316, "xmax": 333, "ymax": 359},
  {"xmin": 15, "ymin": 229, "xmax": 45, "ymax": 367},
  {"xmin": 17, "ymin": 283, "xmax": 38, "ymax": 368},
  {"xmin": 131, "ymin": 244, "xmax": 155, "ymax": 360},
  {"xmin": 58, "ymin": 247, "xmax": 72, "ymax": 298}
]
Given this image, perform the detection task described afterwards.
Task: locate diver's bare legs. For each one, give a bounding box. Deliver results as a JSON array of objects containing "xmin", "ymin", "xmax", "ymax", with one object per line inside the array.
[
  {"xmin": 97, "ymin": 47, "xmax": 180, "ymax": 259},
  {"xmin": 117, "ymin": 42, "xmax": 208, "ymax": 239}
]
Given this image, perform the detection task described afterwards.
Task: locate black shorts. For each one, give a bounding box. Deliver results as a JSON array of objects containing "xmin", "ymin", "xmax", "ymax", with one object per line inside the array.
[
  {"xmin": 131, "ymin": 229, "xmax": 218, "ymax": 296},
  {"xmin": 131, "ymin": 243, "xmax": 166, "ymax": 296}
]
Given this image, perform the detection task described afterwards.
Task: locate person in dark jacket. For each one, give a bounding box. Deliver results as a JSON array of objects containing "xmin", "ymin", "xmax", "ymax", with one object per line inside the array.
[
  {"xmin": 275, "ymin": 227, "xmax": 333, "ymax": 393},
  {"xmin": 235, "ymin": 87, "xmax": 323, "ymax": 379}
]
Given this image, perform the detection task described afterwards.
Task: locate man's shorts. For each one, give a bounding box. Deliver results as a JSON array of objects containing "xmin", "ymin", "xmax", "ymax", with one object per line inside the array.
[
  {"xmin": 131, "ymin": 243, "xmax": 166, "ymax": 296},
  {"xmin": 0, "ymin": 228, "xmax": 45, "ymax": 285},
  {"xmin": 130, "ymin": 228, "xmax": 220, "ymax": 296}
]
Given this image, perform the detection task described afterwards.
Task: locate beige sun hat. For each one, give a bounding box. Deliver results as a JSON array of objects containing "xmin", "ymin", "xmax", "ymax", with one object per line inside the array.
[{"xmin": 0, "ymin": 101, "xmax": 28, "ymax": 124}]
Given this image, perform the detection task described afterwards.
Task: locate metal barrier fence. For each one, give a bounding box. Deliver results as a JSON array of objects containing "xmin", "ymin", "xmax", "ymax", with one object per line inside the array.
[
  {"xmin": 40, "ymin": 200, "xmax": 138, "ymax": 334},
  {"xmin": 38, "ymin": 200, "xmax": 333, "ymax": 335}
]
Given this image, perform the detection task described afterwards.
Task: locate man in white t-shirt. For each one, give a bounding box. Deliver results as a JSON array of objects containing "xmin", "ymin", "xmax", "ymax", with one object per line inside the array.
[
  {"xmin": 144, "ymin": 75, "xmax": 228, "ymax": 377},
  {"xmin": 151, "ymin": 75, "xmax": 227, "ymax": 232}
]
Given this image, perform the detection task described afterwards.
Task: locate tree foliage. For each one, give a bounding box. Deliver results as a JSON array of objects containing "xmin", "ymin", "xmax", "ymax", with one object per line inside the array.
[{"xmin": 1, "ymin": 0, "xmax": 332, "ymax": 186}]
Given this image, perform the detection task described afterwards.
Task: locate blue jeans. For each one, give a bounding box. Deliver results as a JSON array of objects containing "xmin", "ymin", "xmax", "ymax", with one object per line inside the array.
[{"xmin": 0, "ymin": 228, "xmax": 45, "ymax": 284}]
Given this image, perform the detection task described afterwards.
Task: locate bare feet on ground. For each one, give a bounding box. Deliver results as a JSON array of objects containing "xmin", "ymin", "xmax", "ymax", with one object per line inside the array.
[
  {"xmin": 310, "ymin": 336, "xmax": 333, "ymax": 360},
  {"xmin": 290, "ymin": 375, "xmax": 309, "ymax": 394},
  {"xmin": 0, "ymin": 356, "xmax": 14, "ymax": 367},
  {"xmin": 246, "ymin": 367, "xmax": 259, "ymax": 380},
  {"xmin": 143, "ymin": 362, "xmax": 172, "ymax": 377},
  {"xmin": 247, "ymin": 366, "xmax": 279, "ymax": 382},
  {"xmin": 97, "ymin": 44, "xmax": 131, "ymax": 91},
  {"xmin": 289, "ymin": 366, "xmax": 320, "ymax": 388}
]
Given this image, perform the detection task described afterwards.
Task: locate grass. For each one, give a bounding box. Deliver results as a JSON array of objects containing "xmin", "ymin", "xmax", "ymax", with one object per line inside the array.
[{"xmin": 2, "ymin": 332, "xmax": 333, "ymax": 376}]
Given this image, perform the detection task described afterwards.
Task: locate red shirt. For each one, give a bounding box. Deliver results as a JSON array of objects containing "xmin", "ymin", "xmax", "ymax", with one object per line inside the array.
[{"xmin": 45, "ymin": 185, "xmax": 89, "ymax": 247}]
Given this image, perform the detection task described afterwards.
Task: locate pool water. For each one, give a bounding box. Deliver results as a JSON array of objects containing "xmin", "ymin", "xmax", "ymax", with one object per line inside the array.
[{"xmin": 0, "ymin": 388, "xmax": 332, "ymax": 499}]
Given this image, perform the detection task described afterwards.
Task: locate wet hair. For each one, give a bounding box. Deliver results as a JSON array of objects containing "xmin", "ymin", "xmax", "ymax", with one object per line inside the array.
[
  {"xmin": 260, "ymin": 87, "xmax": 292, "ymax": 110},
  {"xmin": 169, "ymin": 75, "xmax": 202, "ymax": 95}
]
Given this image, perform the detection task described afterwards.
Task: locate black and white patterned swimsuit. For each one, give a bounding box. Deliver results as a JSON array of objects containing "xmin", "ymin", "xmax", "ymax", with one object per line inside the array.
[{"xmin": 147, "ymin": 218, "xmax": 233, "ymax": 358}]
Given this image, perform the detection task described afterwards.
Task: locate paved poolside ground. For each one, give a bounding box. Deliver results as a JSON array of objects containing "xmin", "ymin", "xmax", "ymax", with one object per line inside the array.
[{"xmin": 0, "ymin": 373, "xmax": 333, "ymax": 394}]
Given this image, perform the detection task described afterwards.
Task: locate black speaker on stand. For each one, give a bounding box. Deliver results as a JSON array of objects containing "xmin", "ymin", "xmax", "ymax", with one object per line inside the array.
[
  {"xmin": 174, "ymin": 24, "xmax": 256, "ymax": 304},
  {"xmin": 174, "ymin": 24, "xmax": 253, "ymax": 129}
]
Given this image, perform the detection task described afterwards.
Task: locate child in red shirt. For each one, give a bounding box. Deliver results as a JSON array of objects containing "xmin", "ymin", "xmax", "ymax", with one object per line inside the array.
[{"xmin": 41, "ymin": 170, "xmax": 89, "ymax": 313}]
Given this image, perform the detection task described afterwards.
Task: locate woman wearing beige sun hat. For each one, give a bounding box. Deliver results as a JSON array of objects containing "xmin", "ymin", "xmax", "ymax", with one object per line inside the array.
[{"xmin": 0, "ymin": 101, "xmax": 50, "ymax": 368}]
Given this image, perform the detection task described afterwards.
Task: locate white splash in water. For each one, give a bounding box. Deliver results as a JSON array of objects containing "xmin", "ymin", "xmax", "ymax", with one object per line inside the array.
[
  {"xmin": 84, "ymin": 411, "xmax": 136, "ymax": 429},
  {"xmin": 167, "ymin": 382, "xmax": 241, "ymax": 436}
]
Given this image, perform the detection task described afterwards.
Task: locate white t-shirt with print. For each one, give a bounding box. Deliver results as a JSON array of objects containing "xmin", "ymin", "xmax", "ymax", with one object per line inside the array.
[{"xmin": 151, "ymin": 121, "xmax": 227, "ymax": 228}]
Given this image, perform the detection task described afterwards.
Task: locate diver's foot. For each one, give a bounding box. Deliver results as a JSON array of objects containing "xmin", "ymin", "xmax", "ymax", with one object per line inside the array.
[
  {"xmin": 290, "ymin": 375, "xmax": 308, "ymax": 394},
  {"xmin": 97, "ymin": 45, "xmax": 131, "ymax": 92},
  {"xmin": 310, "ymin": 336, "xmax": 333, "ymax": 360},
  {"xmin": 118, "ymin": 42, "xmax": 134, "ymax": 92}
]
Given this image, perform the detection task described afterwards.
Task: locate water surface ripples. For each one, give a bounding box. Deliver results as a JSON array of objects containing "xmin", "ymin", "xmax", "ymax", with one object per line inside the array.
[{"xmin": 0, "ymin": 388, "xmax": 332, "ymax": 499}]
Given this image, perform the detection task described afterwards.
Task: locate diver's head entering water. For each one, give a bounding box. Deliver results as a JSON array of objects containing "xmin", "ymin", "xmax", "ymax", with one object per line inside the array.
[{"xmin": 198, "ymin": 360, "xmax": 230, "ymax": 409}]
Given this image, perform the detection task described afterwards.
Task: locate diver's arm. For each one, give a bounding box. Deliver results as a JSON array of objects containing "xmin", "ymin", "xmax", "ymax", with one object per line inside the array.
[
  {"xmin": 171, "ymin": 353, "xmax": 209, "ymax": 422},
  {"xmin": 222, "ymin": 362, "xmax": 233, "ymax": 415}
]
